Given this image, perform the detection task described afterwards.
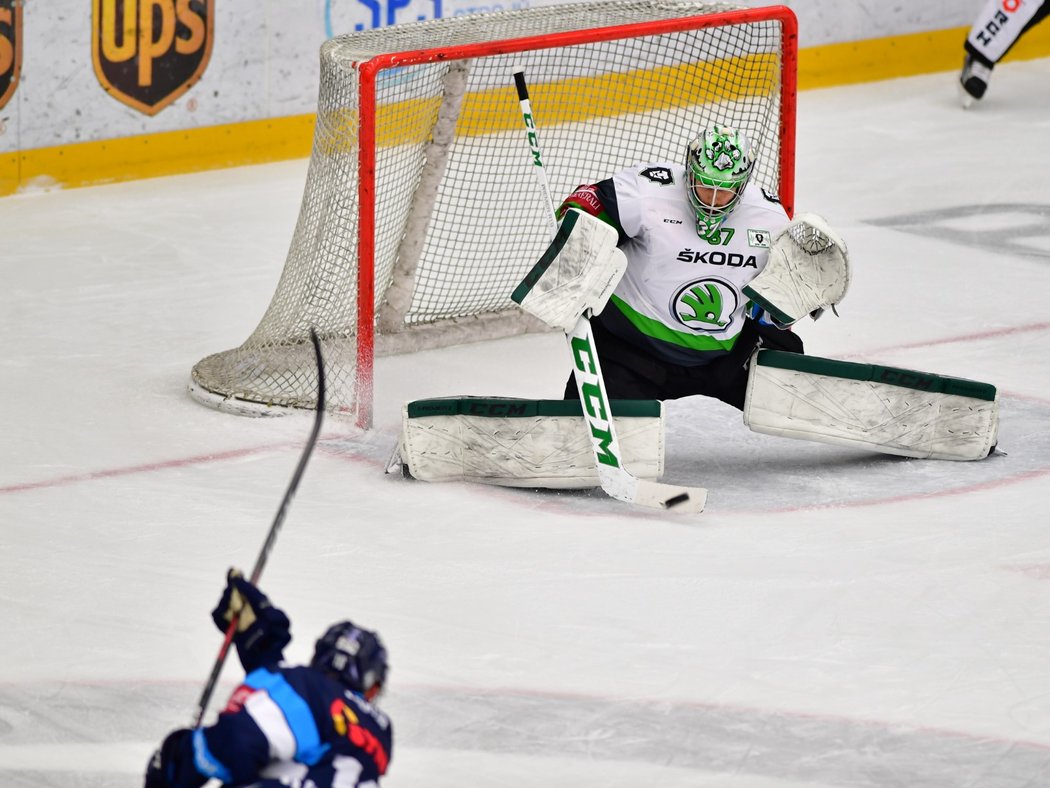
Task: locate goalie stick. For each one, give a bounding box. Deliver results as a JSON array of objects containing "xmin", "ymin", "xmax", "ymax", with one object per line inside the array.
[
  {"xmin": 512, "ymin": 66, "xmax": 706, "ymax": 514},
  {"xmin": 191, "ymin": 327, "xmax": 327, "ymax": 727}
]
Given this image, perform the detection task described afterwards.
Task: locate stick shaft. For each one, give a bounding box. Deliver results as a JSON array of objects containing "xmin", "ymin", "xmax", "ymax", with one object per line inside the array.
[
  {"xmin": 511, "ymin": 68, "xmax": 628, "ymax": 489},
  {"xmin": 191, "ymin": 328, "xmax": 326, "ymax": 727},
  {"xmin": 511, "ymin": 67, "xmax": 706, "ymax": 514},
  {"xmin": 513, "ymin": 67, "xmax": 558, "ymax": 236}
]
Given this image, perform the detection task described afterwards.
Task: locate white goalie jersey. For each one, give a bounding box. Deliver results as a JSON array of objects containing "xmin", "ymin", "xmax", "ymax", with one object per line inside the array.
[{"xmin": 587, "ymin": 161, "xmax": 791, "ymax": 365}]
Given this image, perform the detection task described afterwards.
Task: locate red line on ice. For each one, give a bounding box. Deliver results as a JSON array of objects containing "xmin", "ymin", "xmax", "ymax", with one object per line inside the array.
[
  {"xmin": 5, "ymin": 321, "xmax": 1050, "ymax": 497},
  {"xmin": 0, "ymin": 443, "xmax": 296, "ymax": 495}
]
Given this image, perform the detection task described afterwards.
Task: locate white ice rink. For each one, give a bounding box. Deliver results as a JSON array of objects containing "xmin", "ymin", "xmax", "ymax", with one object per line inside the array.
[{"xmin": 3, "ymin": 59, "xmax": 1050, "ymax": 787}]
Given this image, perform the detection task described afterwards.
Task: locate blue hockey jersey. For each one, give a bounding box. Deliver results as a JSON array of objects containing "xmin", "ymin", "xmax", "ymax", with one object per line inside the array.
[{"xmin": 180, "ymin": 664, "xmax": 392, "ymax": 787}]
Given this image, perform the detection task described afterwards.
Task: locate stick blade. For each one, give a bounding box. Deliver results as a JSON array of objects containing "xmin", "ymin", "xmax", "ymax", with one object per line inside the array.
[
  {"xmin": 633, "ymin": 480, "xmax": 707, "ymax": 514},
  {"xmin": 599, "ymin": 467, "xmax": 707, "ymax": 514}
]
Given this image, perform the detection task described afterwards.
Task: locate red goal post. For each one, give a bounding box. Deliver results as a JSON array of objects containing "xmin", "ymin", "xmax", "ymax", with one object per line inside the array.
[{"xmin": 189, "ymin": 1, "xmax": 798, "ymax": 428}]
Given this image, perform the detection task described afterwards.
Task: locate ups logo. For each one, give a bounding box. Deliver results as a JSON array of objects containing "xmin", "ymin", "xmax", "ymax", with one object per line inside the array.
[
  {"xmin": 92, "ymin": 0, "xmax": 214, "ymax": 116},
  {"xmin": 0, "ymin": 0, "xmax": 21, "ymax": 111}
]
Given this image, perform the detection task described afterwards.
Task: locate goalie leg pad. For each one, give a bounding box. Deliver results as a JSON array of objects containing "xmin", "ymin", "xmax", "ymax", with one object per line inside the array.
[
  {"xmin": 743, "ymin": 350, "xmax": 999, "ymax": 461},
  {"xmin": 398, "ymin": 397, "xmax": 664, "ymax": 488}
]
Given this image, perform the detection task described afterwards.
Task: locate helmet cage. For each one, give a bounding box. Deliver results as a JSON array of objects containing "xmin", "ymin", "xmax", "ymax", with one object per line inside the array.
[{"xmin": 685, "ymin": 125, "xmax": 754, "ymax": 236}]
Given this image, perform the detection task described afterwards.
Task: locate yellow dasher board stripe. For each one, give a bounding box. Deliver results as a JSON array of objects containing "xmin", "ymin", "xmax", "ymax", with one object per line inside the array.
[
  {"xmin": 5, "ymin": 25, "xmax": 1049, "ymax": 196},
  {"xmin": 313, "ymin": 53, "xmax": 781, "ymax": 153}
]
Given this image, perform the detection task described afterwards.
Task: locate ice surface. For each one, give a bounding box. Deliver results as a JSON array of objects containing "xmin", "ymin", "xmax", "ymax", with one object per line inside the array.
[{"xmin": 2, "ymin": 58, "xmax": 1050, "ymax": 787}]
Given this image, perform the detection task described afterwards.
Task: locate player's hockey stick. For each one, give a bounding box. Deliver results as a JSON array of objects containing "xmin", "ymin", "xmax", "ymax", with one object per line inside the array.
[
  {"xmin": 191, "ymin": 327, "xmax": 327, "ymax": 726},
  {"xmin": 512, "ymin": 67, "xmax": 706, "ymax": 514}
]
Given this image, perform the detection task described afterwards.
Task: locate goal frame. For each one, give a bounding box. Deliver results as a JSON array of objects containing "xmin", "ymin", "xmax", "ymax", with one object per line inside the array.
[
  {"xmin": 353, "ymin": 6, "xmax": 798, "ymax": 428},
  {"xmin": 188, "ymin": 4, "xmax": 799, "ymax": 429}
]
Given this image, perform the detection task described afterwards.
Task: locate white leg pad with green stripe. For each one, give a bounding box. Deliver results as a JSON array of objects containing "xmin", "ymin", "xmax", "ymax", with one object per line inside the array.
[
  {"xmin": 398, "ymin": 397, "xmax": 664, "ymax": 488},
  {"xmin": 744, "ymin": 350, "xmax": 999, "ymax": 461}
]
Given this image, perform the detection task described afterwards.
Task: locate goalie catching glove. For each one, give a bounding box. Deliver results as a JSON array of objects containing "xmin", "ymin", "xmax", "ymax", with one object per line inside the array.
[
  {"xmin": 511, "ymin": 208, "xmax": 627, "ymax": 332},
  {"xmin": 743, "ymin": 212, "xmax": 850, "ymax": 327}
]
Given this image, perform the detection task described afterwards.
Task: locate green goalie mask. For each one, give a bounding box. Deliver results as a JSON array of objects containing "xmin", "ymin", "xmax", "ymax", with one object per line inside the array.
[{"xmin": 685, "ymin": 123, "xmax": 754, "ymax": 238}]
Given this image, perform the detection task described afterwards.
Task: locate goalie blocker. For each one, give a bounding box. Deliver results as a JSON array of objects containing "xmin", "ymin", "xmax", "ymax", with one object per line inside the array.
[
  {"xmin": 511, "ymin": 208, "xmax": 627, "ymax": 333},
  {"xmin": 744, "ymin": 350, "xmax": 999, "ymax": 461},
  {"xmin": 391, "ymin": 397, "xmax": 665, "ymax": 488}
]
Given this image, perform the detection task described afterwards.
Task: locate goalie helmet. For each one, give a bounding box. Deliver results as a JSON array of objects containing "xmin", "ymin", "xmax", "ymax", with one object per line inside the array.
[
  {"xmin": 311, "ymin": 620, "xmax": 388, "ymax": 701},
  {"xmin": 685, "ymin": 123, "xmax": 754, "ymax": 238}
]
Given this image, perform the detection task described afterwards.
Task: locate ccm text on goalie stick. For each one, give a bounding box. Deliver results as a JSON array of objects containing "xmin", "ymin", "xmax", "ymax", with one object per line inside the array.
[{"xmin": 512, "ymin": 66, "xmax": 706, "ymax": 514}]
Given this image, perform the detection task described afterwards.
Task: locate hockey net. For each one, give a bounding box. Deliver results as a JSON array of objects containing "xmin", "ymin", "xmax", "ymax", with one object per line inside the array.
[{"xmin": 189, "ymin": 0, "xmax": 797, "ymax": 427}]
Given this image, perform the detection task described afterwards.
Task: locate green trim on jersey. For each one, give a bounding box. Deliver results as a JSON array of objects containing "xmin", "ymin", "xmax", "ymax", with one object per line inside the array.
[{"xmin": 609, "ymin": 295, "xmax": 738, "ymax": 353}]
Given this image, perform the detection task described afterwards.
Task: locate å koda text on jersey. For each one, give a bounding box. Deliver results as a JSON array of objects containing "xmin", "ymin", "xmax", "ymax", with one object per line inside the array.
[{"xmin": 676, "ymin": 249, "xmax": 759, "ymax": 268}]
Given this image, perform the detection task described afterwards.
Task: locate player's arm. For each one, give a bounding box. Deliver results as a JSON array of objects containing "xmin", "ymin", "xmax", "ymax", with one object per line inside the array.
[
  {"xmin": 145, "ymin": 701, "xmax": 276, "ymax": 788},
  {"xmin": 557, "ymin": 179, "xmax": 627, "ymax": 240},
  {"xmin": 144, "ymin": 728, "xmax": 208, "ymax": 788}
]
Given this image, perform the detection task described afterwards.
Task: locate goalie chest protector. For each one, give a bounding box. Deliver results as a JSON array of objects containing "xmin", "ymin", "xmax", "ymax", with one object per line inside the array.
[{"xmin": 605, "ymin": 162, "xmax": 789, "ymax": 363}]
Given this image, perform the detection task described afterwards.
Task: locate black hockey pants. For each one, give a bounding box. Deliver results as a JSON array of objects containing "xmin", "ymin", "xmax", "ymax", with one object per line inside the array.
[{"xmin": 563, "ymin": 316, "xmax": 803, "ymax": 411}]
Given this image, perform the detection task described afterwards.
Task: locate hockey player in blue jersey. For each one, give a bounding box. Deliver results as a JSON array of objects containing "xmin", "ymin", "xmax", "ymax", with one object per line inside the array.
[{"xmin": 144, "ymin": 572, "xmax": 392, "ymax": 788}]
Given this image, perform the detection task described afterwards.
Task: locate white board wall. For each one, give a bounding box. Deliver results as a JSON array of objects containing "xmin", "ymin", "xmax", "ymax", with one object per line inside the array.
[{"xmin": 0, "ymin": 0, "xmax": 982, "ymax": 155}]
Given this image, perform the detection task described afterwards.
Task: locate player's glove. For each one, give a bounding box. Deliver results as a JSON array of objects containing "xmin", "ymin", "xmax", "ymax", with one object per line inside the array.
[
  {"xmin": 211, "ymin": 569, "xmax": 291, "ymax": 672},
  {"xmin": 144, "ymin": 729, "xmax": 207, "ymax": 788}
]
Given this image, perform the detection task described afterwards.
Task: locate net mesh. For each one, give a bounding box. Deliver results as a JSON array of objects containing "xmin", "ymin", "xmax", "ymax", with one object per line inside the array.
[
  {"xmin": 789, "ymin": 221, "xmax": 834, "ymax": 254},
  {"xmin": 189, "ymin": 0, "xmax": 792, "ymax": 421}
]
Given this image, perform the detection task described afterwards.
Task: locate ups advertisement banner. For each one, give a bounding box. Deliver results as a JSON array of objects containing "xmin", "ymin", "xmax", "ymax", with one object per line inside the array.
[
  {"xmin": 0, "ymin": 0, "xmax": 21, "ymax": 110},
  {"xmin": 92, "ymin": 0, "xmax": 213, "ymax": 116}
]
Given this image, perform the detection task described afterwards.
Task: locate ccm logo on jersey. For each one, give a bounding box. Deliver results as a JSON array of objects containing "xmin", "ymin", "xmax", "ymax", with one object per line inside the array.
[{"xmin": 676, "ymin": 249, "xmax": 758, "ymax": 268}]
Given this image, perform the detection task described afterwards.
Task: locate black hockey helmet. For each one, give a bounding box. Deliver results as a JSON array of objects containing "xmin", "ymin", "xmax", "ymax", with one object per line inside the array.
[{"xmin": 311, "ymin": 620, "xmax": 388, "ymax": 701}]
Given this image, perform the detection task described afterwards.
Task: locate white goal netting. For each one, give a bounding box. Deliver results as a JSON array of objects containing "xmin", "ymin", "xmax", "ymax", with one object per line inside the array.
[{"xmin": 189, "ymin": 0, "xmax": 795, "ymax": 425}]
